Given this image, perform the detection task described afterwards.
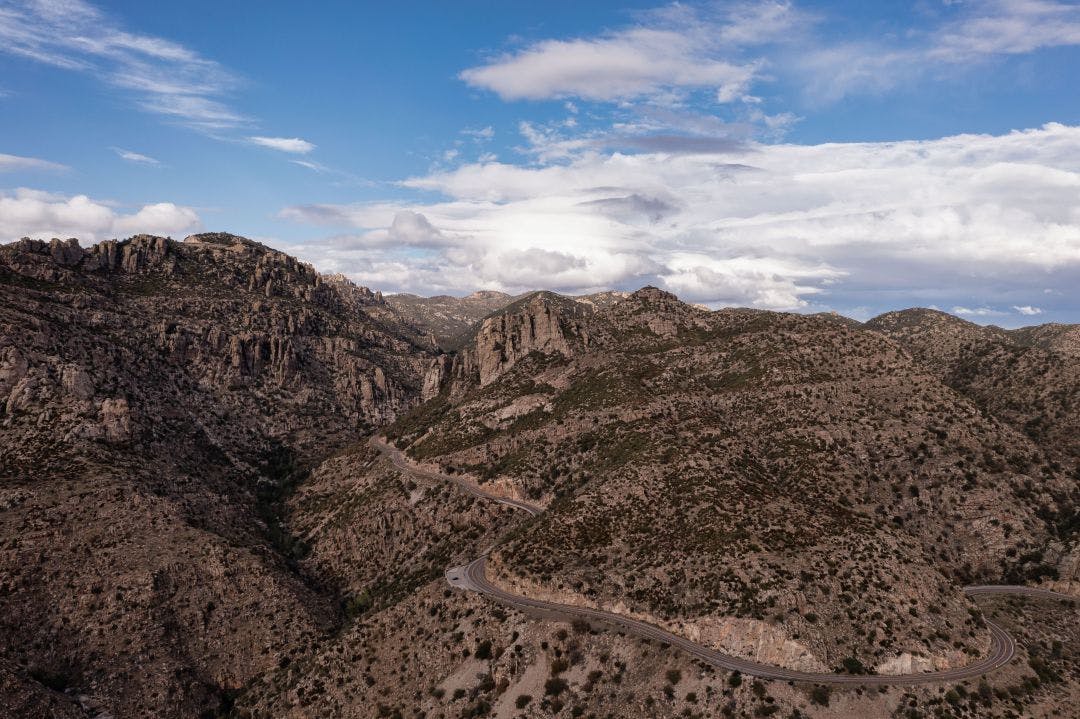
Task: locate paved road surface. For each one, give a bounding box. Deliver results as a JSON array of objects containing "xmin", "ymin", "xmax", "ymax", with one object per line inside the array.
[
  {"xmin": 371, "ymin": 437, "xmax": 541, "ymax": 516},
  {"xmin": 375, "ymin": 435, "xmax": 1075, "ymax": 685}
]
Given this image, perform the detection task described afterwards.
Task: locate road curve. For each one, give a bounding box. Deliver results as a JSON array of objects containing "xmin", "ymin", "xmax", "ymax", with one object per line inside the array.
[
  {"xmin": 963, "ymin": 585, "xmax": 1074, "ymax": 601},
  {"xmin": 371, "ymin": 437, "xmax": 541, "ymax": 516},
  {"xmin": 447, "ymin": 556, "xmax": 1022, "ymax": 686},
  {"xmin": 374, "ymin": 435, "xmax": 1073, "ymax": 685}
]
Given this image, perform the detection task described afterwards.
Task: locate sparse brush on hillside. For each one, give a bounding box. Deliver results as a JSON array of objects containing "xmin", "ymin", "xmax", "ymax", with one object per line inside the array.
[{"xmin": 2, "ymin": 238, "xmax": 1077, "ymax": 719}]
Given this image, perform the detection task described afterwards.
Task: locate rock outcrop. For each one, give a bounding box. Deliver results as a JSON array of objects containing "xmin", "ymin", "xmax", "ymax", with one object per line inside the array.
[
  {"xmin": 423, "ymin": 292, "xmax": 592, "ymax": 397},
  {"xmin": 0, "ymin": 232, "xmax": 436, "ymax": 718}
]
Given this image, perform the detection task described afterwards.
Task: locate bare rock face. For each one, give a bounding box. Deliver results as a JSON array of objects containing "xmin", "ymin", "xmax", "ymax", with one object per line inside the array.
[
  {"xmin": 421, "ymin": 355, "xmax": 451, "ymax": 402},
  {"xmin": 472, "ymin": 294, "xmax": 573, "ymax": 385},
  {"xmin": 98, "ymin": 398, "xmax": 132, "ymax": 442},
  {"xmin": 386, "ymin": 288, "xmax": 629, "ymax": 352},
  {"xmin": 427, "ymin": 292, "xmax": 593, "ymax": 396},
  {"xmin": 0, "ymin": 232, "xmax": 436, "ymax": 718}
]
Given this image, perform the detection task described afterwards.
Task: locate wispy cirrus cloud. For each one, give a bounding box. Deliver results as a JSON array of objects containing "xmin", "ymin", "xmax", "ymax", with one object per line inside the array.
[
  {"xmin": 458, "ymin": 0, "xmax": 1080, "ymax": 141},
  {"xmin": 0, "ymin": 0, "xmax": 245, "ymax": 131},
  {"xmin": 111, "ymin": 147, "xmax": 161, "ymax": 166},
  {"xmin": 248, "ymin": 136, "xmax": 316, "ymax": 154},
  {"xmin": 800, "ymin": 0, "xmax": 1080, "ymax": 102},
  {"xmin": 0, "ymin": 152, "xmax": 67, "ymax": 172}
]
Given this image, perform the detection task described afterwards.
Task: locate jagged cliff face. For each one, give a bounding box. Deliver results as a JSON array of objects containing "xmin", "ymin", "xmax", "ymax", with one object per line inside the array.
[
  {"xmin": 1, "ymin": 233, "xmax": 429, "ymax": 449},
  {"xmin": 0, "ymin": 233, "xmax": 434, "ymax": 717},
  {"xmin": 421, "ymin": 291, "xmax": 600, "ymax": 400}
]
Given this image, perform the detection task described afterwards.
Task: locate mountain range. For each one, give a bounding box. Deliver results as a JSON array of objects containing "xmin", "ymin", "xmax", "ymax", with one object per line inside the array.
[{"xmin": 1, "ymin": 234, "xmax": 1076, "ymax": 719}]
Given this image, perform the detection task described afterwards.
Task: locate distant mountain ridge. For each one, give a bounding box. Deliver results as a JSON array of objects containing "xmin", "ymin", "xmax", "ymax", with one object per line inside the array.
[{"xmin": 386, "ymin": 288, "xmax": 629, "ymax": 351}]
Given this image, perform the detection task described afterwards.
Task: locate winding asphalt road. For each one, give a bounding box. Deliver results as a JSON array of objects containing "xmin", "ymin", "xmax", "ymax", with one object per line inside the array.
[{"xmin": 371, "ymin": 436, "xmax": 1074, "ymax": 685}]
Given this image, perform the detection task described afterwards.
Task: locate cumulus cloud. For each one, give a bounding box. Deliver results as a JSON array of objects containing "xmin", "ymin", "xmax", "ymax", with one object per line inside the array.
[
  {"xmin": 0, "ymin": 188, "xmax": 200, "ymax": 242},
  {"xmin": 248, "ymin": 136, "xmax": 316, "ymax": 154},
  {"xmin": 0, "ymin": 152, "xmax": 67, "ymax": 172},
  {"xmin": 280, "ymin": 123, "xmax": 1080, "ymax": 315},
  {"xmin": 0, "ymin": 0, "xmax": 244, "ymax": 130},
  {"xmin": 1013, "ymin": 305, "xmax": 1043, "ymax": 316}
]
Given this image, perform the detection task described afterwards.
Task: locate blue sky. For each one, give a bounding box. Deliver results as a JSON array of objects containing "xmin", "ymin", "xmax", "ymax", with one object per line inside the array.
[{"xmin": 2, "ymin": 0, "xmax": 1079, "ymax": 325}]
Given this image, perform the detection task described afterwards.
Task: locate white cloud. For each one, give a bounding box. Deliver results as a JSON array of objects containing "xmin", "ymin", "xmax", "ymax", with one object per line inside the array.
[
  {"xmin": 798, "ymin": 0, "xmax": 1080, "ymax": 102},
  {"xmin": 462, "ymin": 29, "xmax": 758, "ymax": 103},
  {"xmin": 281, "ymin": 123, "xmax": 1080, "ymax": 311},
  {"xmin": 461, "ymin": 0, "xmax": 1080, "ymax": 112},
  {"xmin": 931, "ymin": 0, "xmax": 1080, "ymax": 61},
  {"xmin": 1013, "ymin": 305, "xmax": 1043, "ymax": 315},
  {"xmin": 953, "ymin": 306, "xmax": 1005, "ymax": 317},
  {"xmin": 383, "ymin": 210, "xmax": 448, "ymax": 247},
  {"xmin": 459, "ymin": 2, "xmax": 800, "ymax": 105},
  {"xmin": 247, "ymin": 136, "xmax": 315, "ymax": 154},
  {"xmin": 0, "ymin": 0, "xmax": 244, "ymax": 130},
  {"xmin": 462, "ymin": 126, "xmax": 495, "ymax": 140},
  {"xmin": 0, "ymin": 153, "xmax": 67, "ymax": 172},
  {"xmin": 0, "ymin": 188, "xmax": 200, "ymax": 242},
  {"xmin": 111, "ymin": 147, "xmax": 160, "ymax": 165}
]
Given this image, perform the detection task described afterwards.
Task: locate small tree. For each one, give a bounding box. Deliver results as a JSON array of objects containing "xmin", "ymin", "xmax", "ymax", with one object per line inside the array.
[{"xmin": 810, "ymin": 686, "xmax": 830, "ymax": 707}]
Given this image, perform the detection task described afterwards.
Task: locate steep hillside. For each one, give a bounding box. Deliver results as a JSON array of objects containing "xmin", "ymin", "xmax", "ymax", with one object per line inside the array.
[
  {"xmin": 388, "ymin": 288, "xmax": 1078, "ymax": 680},
  {"xmin": 0, "ymin": 233, "xmax": 434, "ymax": 717},
  {"xmin": 3, "ymin": 246, "xmax": 1077, "ymax": 719},
  {"xmin": 866, "ymin": 309, "xmax": 1080, "ymax": 475}
]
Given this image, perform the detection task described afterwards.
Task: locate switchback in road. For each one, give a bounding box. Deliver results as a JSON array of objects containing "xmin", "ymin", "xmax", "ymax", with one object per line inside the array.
[{"xmin": 372, "ymin": 436, "xmax": 1075, "ymax": 686}]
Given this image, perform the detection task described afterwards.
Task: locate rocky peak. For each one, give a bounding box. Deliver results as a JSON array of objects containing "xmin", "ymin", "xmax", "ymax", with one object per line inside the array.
[
  {"xmin": 421, "ymin": 291, "xmax": 590, "ymax": 398},
  {"xmin": 465, "ymin": 290, "xmax": 512, "ymax": 302},
  {"xmin": 600, "ymin": 285, "xmax": 707, "ymax": 339},
  {"xmin": 629, "ymin": 285, "xmax": 679, "ymax": 303}
]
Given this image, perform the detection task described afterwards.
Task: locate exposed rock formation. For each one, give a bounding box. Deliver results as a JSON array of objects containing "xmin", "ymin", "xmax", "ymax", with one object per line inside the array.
[
  {"xmin": 0, "ymin": 232, "xmax": 436, "ymax": 718},
  {"xmin": 424, "ymin": 292, "xmax": 595, "ymax": 396}
]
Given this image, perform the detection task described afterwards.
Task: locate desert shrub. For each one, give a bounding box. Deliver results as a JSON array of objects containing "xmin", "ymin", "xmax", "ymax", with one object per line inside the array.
[{"xmin": 545, "ymin": 677, "xmax": 569, "ymax": 697}]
